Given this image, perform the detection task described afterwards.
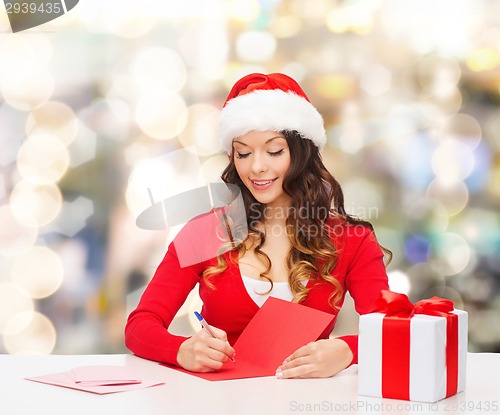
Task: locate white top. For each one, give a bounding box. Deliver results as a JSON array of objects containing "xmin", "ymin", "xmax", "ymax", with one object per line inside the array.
[{"xmin": 241, "ymin": 275, "xmax": 293, "ymax": 307}]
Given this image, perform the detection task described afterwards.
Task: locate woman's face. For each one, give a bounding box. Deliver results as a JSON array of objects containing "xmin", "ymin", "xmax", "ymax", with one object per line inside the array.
[{"xmin": 232, "ymin": 130, "xmax": 291, "ymax": 208}]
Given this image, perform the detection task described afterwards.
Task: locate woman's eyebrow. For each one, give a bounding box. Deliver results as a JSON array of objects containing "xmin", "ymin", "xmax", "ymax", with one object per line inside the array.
[
  {"xmin": 233, "ymin": 136, "xmax": 285, "ymax": 147},
  {"xmin": 265, "ymin": 136, "xmax": 285, "ymax": 144}
]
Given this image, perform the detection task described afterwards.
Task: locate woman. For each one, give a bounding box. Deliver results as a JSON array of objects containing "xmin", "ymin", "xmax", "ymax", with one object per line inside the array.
[{"xmin": 125, "ymin": 73, "xmax": 390, "ymax": 379}]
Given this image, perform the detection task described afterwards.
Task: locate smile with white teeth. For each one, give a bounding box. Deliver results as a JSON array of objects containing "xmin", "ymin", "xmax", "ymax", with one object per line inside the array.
[{"xmin": 252, "ymin": 178, "xmax": 277, "ymax": 185}]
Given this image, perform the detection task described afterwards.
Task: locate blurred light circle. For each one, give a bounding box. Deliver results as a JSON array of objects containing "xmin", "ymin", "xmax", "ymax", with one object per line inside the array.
[
  {"xmin": 125, "ymin": 158, "xmax": 175, "ymax": 218},
  {"xmin": 460, "ymin": 272, "xmax": 494, "ymax": 303},
  {"xmin": 326, "ymin": 8, "xmax": 349, "ymax": 33},
  {"xmin": 420, "ymin": 285, "xmax": 464, "ymax": 310},
  {"xmin": 201, "ymin": 154, "xmax": 229, "ymax": 184},
  {"xmin": 108, "ymin": 0, "xmax": 154, "ymax": 39},
  {"xmin": 439, "ymin": 113, "xmax": 482, "ymax": 149},
  {"xmin": 387, "ymin": 270, "xmax": 411, "ymax": 295},
  {"xmin": 316, "ymin": 75, "xmax": 356, "ymax": 100},
  {"xmin": 0, "ymin": 35, "xmax": 33, "ymax": 80},
  {"xmin": 11, "ymin": 246, "xmax": 64, "ymax": 299},
  {"xmin": 0, "ymin": 283, "xmax": 34, "ymax": 334},
  {"xmin": 326, "ymin": 6, "xmax": 374, "ymax": 34},
  {"xmin": 2, "ymin": 69, "xmax": 54, "ymax": 111},
  {"xmin": 271, "ymin": 15, "xmax": 303, "ymax": 38},
  {"xmin": 280, "ymin": 62, "xmax": 306, "ymax": 84},
  {"xmin": 17, "ymin": 133, "xmax": 70, "ymax": 185},
  {"xmin": 77, "ymin": 0, "xmax": 153, "ymax": 37},
  {"xmin": 26, "ymin": 101, "xmax": 78, "ymax": 146},
  {"xmin": 431, "ymin": 139, "xmax": 475, "ymax": 184},
  {"xmin": 416, "ymin": 55, "xmax": 461, "ymax": 98},
  {"xmin": 418, "ymin": 89, "xmax": 462, "ymax": 121},
  {"xmin": 360, "ymin": 64, "xmax": 392, "ymax": 96},
  {"xmin": 26, "ymin": 34, "xmax": 53, "ymax": 69},
  {"xmin": 372, "ymin": 226, "xmax": 405, "ymax": 268},
  {"xmin": 454, "ymin": 208, "xmax": 500, "ymax": 256},
  {"xmin": 131, "ymin": 47, "xmax": 187, "ymax": 93},
  {"xmin": 236, "ymin": 31, "xmax": 277, "ymax": 63},
  {"xmin": 487, "ymin": 166, "xmax": 500, "ymax": 200},
  {"xmin": 178, "ymin": 26, "xmax": 228, "ymax": 80},
  {"xmin": 3, "ymin": 311, "xmax": 56, "ymax": 355},
  {"xmin": 229, "ymin": 0, "xmax": 260, "ymax": 22},
  {"xmin": 81, "ymin": 98, "xmax": 131, "ymax": 142},
  {"xmin": 0, "ymin": 34, "xmax": 52, "ymax": 81},
  {"xmin": 406, "ymin": 262, "xmax": 445, "ymax": 294},
  {"xmin": 342, "ymin": 179, "xmax": 383, "ymax": 220},
  {"xmin": 466, "ymin": 48, "xmax": 500, "ymax": 72},
  {"xmin": 406, "ymin": 198, "xmax": 449, "ymax": 234},
  {"xmin": 9, "ymin": 181, "xmax": 63, "ymax": 228},
  {"xmin": 484, "ymin": 110, "xmax": 500, "ymax": 152},
  {"xmin": 135, "ymin": 92, "xmax": 188, "ymax": 140},
  {"xmin": 468, "ymin": 310, "xmax": 500, "ymax": 346},
  {"xmin": 0, "ymin": 174, "xmax": 5, "ymax": 199},
  {"xmin": 123, "ymin": 142, "xmax": 150, "ymax": 167},
  {"xmin": 426, "ymin": 179, "xmax": 469, "ymax": 216},
  {"xmin": 0, "ymin": 205, "xmax": 37, "ymax": 256},
  {"xmin": 429, "ymin": 232, "xmax": 472, "ymax": 276},
  {"xmin": 404, "ymin": 234, "xmax": 431, "ymax": 264},
  {"xmin": 178, "ymin": 104, "xmax": 221, "ymax": 156},
  {"xmin": 336, "ymin": 102, "xmax": 365, "ymax": 154}
]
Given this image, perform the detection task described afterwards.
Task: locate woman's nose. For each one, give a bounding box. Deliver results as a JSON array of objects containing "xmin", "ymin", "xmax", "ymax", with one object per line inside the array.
[{"xmin": 250, "ymin": 153, "xmax": 267, "ymax": 174}]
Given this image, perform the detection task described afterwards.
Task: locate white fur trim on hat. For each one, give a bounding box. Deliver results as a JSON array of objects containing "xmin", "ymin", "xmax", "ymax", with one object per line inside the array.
[{"xmin": 219, "ymin": 89, "xmax": 326, "ymax": 154}]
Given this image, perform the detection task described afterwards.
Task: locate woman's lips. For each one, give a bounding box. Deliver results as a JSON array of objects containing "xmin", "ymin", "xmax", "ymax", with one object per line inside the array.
[{"xmin": 250, "ymin": 177, "xmax": 278, "ymax": 190}]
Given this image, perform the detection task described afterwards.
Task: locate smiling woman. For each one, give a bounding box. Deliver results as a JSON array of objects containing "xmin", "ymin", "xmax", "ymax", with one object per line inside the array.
[
  {"xmin": 232, "ymin": 131, "xmax": 291, "ymax": 208},
  {"xmin": 125, "ymin": 73, "xmax": 391, "ymax": 378}
]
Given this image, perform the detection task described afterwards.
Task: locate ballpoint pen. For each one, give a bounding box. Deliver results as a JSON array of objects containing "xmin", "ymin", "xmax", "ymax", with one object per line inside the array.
[{"xmin": 194, "ymin": 311, "xmax": 236, "ymax": 362}]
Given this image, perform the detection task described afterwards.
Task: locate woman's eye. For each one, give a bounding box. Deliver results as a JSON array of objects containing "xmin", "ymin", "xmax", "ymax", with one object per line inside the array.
[
  {"xmin": 236, "ymin": 152, "xmax": 250, "ymax": 159},
  {"xmin": 269, "ymin": 149, "xmax": 284, "ymax": 157}
]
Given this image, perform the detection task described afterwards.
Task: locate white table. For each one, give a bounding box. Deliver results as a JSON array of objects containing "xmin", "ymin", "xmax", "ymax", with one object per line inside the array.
[{"xmin": 1, "ymin": 353, "xmax": 499, "ymax": 415}]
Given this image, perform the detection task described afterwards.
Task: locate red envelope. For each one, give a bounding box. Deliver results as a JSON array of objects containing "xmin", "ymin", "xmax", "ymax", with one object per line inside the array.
[{"xmin": 166, "ymin": 296, "xmax": 335, "ymax": 381}]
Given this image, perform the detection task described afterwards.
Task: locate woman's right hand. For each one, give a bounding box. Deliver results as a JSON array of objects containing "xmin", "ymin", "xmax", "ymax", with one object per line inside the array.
[{"xmin": 176, "ymin": 324, "xmax": 236, "ymax": 372}]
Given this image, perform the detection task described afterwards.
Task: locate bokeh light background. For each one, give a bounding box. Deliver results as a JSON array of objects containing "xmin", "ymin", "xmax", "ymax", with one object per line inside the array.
[{"xmin": 0, "ymin": 0, "xmax": 499, "ymax": 355}]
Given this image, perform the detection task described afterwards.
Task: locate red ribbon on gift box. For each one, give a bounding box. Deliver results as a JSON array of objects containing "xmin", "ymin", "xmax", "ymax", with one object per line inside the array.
[{"xmin": 371, "ymin": 290, "xmax": 459, "ymax": 400}]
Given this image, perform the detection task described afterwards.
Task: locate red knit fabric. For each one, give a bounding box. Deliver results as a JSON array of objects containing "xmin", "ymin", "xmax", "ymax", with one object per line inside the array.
[{"xmin": 125, "ymin": 218, "xmax": 389, "ymax": 368}]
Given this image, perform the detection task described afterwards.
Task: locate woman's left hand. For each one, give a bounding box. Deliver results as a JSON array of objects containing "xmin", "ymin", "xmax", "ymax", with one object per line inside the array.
[{"xmin": 275, "ymin": 338, "xmax": 354, "ymax": 379}]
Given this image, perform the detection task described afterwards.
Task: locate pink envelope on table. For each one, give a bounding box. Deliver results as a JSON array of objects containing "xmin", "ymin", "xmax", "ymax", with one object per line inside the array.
[
  {"xmin": 25, "ymin": 365, "xmax": 164, "ymax": 394},
  {"xmin": 166, "ymin": 296, "xmax": 335, "ymax": 381}
]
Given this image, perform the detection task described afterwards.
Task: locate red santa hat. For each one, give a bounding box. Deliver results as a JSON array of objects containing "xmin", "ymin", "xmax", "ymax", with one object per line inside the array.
[{"xmin": 219, "ymin": 73, "xmax": 326, "ymax": 154}]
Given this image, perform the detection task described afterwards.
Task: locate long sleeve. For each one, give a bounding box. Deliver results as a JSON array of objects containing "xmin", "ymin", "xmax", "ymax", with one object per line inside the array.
[
  {"xmin": 124, "ymin": 241, "xmax": 202, "ymax": 365},
  {"xmin": 336, "ymin": 225, "xmax": 389, "ymax": 364}
]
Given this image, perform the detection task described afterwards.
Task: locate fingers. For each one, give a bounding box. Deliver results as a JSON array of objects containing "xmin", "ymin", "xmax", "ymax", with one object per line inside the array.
[
  {"xmin": 205, "ymin": 336, "xmax": 236, "ymax": 362},
  {"xmin": 202, "ymin": 324, "xmax": 236, "ymax": 362},
  {"xmin": 276, "ymin": 342, "xmax": 319, "ymax": 379},
  {"xmin": 275, "ymin": 339, "xmax": 352, "ymax": 379},
  {"xmin": 207, "ymin": 325, "xmax": 228, "ymax": 342},
  {"xmin": 176, "ymin": 326, "xmax": 236, "ymax": 372}
]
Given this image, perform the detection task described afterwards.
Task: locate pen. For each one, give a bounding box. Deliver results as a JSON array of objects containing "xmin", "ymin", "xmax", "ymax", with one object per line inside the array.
[{"xmin": 194, "ymin": 311, "xmax": 235, "ymax": 362}]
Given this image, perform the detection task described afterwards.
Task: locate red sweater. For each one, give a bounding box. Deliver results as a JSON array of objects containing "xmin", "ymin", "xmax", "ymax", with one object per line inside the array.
[{"xmin": 125, "ymin": 218, "xmax": 389, "ymax": 367}]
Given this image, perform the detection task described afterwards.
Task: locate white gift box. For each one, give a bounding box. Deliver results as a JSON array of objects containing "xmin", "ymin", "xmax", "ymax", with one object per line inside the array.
[{"xmin": 358, "ymin": 309, "xmax": 468, "ymax": 402}]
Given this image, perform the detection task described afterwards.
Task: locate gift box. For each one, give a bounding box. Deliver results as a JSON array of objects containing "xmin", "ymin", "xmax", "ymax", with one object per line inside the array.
[{"xmin": 358, "ymin": 290, "xmax": 468, "ymax": 403}]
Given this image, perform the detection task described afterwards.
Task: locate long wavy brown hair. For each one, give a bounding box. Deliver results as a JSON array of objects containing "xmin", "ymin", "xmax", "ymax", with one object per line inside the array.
[{"xmin": 203, "ymin": 130, "xmax": 391, "ymax": 309}]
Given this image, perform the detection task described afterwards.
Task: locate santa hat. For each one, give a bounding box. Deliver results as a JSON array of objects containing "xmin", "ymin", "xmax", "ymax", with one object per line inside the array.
[{"xmin": 219, "ymin": 73, "xmax": 326, "ymax": 154}]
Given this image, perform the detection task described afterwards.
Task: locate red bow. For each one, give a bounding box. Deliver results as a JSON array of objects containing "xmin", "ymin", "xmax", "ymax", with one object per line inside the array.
[{"xmin": 372, "ymin": 289, "xmax": 456, "ymax": 318}]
